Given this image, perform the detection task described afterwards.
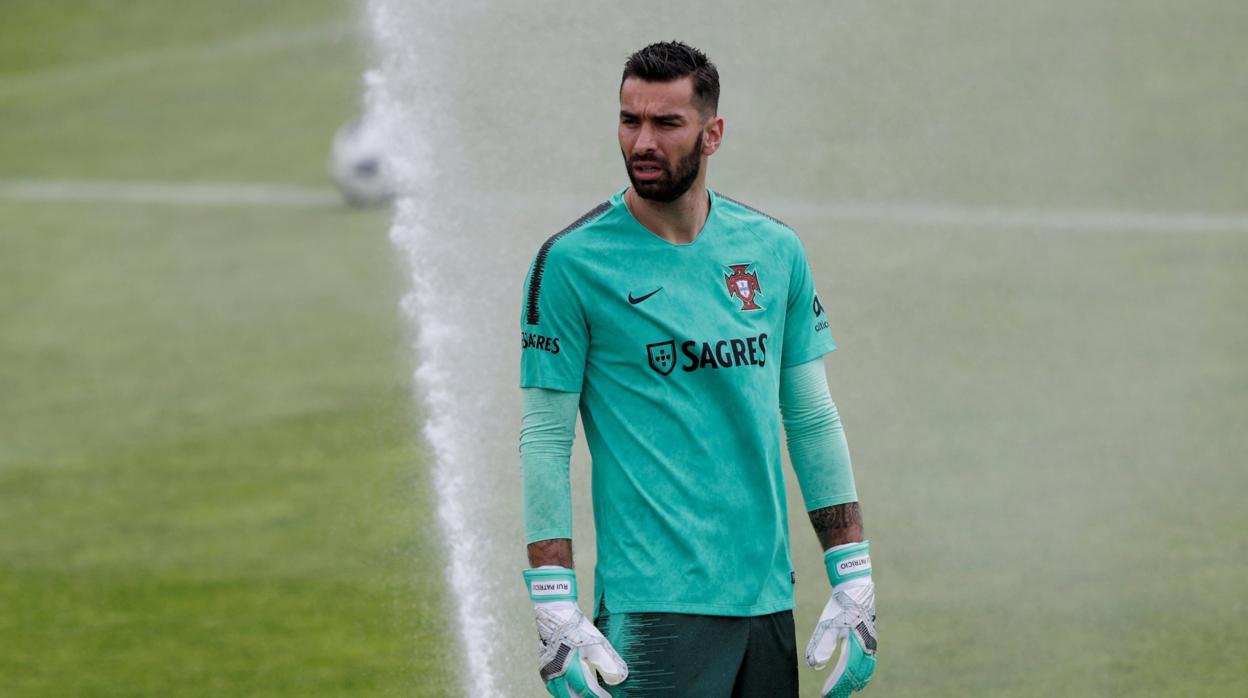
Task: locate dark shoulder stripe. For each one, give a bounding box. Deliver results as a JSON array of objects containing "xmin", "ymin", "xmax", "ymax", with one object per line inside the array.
[
  {"xmin": 717, "ymin": 193, "xmax": 790, "ymax": 229},
  {"xmin": 525, "ymin": 201, "xmax": 611, "ymax": 326}
]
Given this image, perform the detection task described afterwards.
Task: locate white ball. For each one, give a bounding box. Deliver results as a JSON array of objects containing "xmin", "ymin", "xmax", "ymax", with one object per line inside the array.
[{"xmin": 329, "ymin": 115, "xmax": 395, "ymax": 207}]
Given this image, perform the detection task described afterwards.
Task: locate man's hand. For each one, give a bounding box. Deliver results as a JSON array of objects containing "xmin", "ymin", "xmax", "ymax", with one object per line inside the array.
[
  {"xmin": 806, "ymin": 541, "xmax": 877, "ymax": 698},
  {"xmin": 525, "ymin": 567, "xmax": 628, "ymax": 698}
]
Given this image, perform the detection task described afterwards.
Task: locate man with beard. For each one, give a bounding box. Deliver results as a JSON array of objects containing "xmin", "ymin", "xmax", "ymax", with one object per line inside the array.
[{"xmin": 519, "ymin": 42, "xmax": 877, "ymax": 698}]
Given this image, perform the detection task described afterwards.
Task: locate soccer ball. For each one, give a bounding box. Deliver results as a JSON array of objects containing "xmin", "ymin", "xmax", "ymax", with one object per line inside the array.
[{"xmin": 328, "ymin": 114, "xmax": 394, "ymax": 207}]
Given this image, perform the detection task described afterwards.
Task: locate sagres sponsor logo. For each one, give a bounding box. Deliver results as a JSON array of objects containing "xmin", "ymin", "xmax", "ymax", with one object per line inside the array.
[
  {"xmin": 646, "ymin": 333, "xmax": 768, "ymax": 376},
  {"xmin": 837, "ymin": 554, "xmax": 872, "ymax": 576},
  {"xmin": 647, "ymin": 340, "xmax": 677, "ymax": 375},
  {"xmin": 530, "ymin": 580, "xmax": 572, "ymax": 597},
  {"xmin": 725, "ymin": 263, "xmax": 763, "ymax": 311},
  {"xmin": 521, "ymin": 331, "xmax": 561, "ymax": 355}
]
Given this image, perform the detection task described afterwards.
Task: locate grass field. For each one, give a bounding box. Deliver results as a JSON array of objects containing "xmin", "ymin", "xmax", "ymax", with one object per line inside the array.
[
  {"xmin": 798, "ymin": 221, "xmax": 1248, "ymax": 696},
  {"xmin": 1, "ymin": 1, "xmax": 455, "ymax": 695},
  {"xmin": 4, "ymin": 1, "xmax": 1248, "ymax": 697}
]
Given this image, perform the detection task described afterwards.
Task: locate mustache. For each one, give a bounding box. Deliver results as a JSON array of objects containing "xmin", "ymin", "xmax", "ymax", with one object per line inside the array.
[{"xmin": 627, "ymin": 154, "xmax": 668, "ymax": 168}]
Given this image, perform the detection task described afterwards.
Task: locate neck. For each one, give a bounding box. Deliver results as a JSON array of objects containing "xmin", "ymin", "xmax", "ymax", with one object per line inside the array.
[{"xmin": 624, "ymin": 180, "xmax": 710, "ymax": 245}]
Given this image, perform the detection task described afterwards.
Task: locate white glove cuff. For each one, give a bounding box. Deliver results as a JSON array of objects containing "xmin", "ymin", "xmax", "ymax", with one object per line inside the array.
[
  {"xmin": 523, "ymin": 566, "xmax": 578, "ymax": 603},
  {"xmin": 824, "ymin": 540, "xmax": 872, "ymax": 587}
]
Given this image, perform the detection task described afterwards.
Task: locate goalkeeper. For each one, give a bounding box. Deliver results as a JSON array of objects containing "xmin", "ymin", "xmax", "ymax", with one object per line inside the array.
[{"xmin": 519, "ymin": 41, "xmax": 877, "ymax": 698}]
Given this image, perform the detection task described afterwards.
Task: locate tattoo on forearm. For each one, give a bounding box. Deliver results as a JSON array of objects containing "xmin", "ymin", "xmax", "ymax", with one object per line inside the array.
[
  {"xmin": 527, "ymin": 538, "xmax": 574, "ymax": 569},
  {"xmin": 810, "ymin": 502, "xmax": 861, "ymax": 531},
  {"xmin": 809, "ymin": 502, "xmax": 864, "ymax": 550}
]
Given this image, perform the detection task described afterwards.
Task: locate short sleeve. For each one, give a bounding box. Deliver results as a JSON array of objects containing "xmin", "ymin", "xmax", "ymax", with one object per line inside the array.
[
  {"xmin": 781, "ymin": 234, "xmax": 837, "ymax": 368},
  {"xmin": 520, "ymin": 245, "xmax": 588, "ymax": 392}
]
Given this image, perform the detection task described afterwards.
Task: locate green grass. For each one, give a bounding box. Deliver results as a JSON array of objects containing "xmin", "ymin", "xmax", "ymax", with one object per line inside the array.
[
  {"xmin": 0, "ymin": 407, "xmax": 443, "ymax": 696},
  {"xmin": 0, "ymin": 0, "xmax": 362, "ymax": 183},
  {"xmin": 4, "ymin": 1, "xmax": 1248, "ymax": 696},
  {"xmin": 0, "ymin": 1, "xmax": 456, "ymax": 695},
  {"xmin": 788, "ymin": 223, "xmax": 1248, "ymax": 696},
  {"xmin": 0, "ymin": 199, "xmax": 456, "ymax": 696},
  {"xmin": 0, "ymin": 0, "xmax": 346, "ymax": 78}
]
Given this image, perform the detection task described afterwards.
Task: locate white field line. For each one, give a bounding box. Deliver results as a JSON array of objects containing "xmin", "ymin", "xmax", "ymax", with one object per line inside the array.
[
  {"xmin": 0, "ymin": 20, "xmax": 350, "ymax": 98},
  {"xmin": 3, "ymin": 178, "xmax": 1245, "ymax": 233},
  {"xmin": 519, "ymin": 194, "xmax": 1248, "ymax": 235},
  {"xmin": 775, "ymin": 199, "xmax": 1248, "ymax": 234},
  {"xmin": 0, "ymin": 178, "xmax": 340, "ymax": 209}
]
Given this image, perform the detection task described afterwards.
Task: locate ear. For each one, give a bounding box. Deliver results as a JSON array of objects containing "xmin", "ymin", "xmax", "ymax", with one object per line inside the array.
[{"xmin": 702, "ymin": 115, "xmax": 725, "ymax": 156}]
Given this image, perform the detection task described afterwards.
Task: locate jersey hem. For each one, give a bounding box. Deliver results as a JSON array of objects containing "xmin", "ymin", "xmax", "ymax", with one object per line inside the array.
[
  {"xmin": 600, "ymin": 597, "xmax": 795, "ymax": 618},
  {"xmin": 803, "ymin": 492, "xmax": 859, "ymax": 512},
  {"xmin": 519, "ymin": 378, "xmax": 582, "ymax": 393},
  {"xmin": 525, "ymin": 528, "xmax": 572, "ymax": 545},
  {"xmin": 780, "ymin": 344, "xmax": 836, "ymax": 369}
]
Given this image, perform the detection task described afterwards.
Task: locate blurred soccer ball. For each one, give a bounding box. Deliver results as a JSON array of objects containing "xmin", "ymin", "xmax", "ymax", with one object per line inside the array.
[{"xmin": 329, "ymin": 115, "xmax": 394, "ymax": 207}]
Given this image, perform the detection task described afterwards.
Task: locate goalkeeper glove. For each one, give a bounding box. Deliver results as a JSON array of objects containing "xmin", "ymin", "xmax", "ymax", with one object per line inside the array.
[
  {"xmin": 806, "ymin": 541, "xmax": 878, "ymax": 698},
  {"xmin": 524, "ymin": 567, "xmax": 628, "ymax": 698}
]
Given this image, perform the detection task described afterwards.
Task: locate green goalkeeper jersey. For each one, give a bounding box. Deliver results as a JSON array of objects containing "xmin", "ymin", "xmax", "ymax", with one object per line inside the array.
[{"xmin": 520, "ymin": 188, "xmax": 838, "ymax": 617}]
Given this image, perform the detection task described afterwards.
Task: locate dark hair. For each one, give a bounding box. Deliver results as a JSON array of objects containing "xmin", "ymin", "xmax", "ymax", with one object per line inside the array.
[{"xmin": 621, "ymin": 41, "xmax": 719, "ymax": 116}]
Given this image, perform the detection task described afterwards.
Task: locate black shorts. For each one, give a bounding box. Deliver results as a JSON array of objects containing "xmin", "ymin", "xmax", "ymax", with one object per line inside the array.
[{"xmin": 594, "ymin": 604, "xmax": 798, "ymax": 697}]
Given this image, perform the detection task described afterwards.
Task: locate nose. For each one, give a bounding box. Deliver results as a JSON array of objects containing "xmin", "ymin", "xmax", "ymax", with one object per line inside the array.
[{"xmin": 633, "ymin": 122, "xmax": 658, "ymax": 155}]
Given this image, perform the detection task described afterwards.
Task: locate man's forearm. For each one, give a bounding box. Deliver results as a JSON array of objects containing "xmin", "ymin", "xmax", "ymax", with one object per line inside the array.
[
  {"xmin": 780, "ymin": 360, "xmax": 860, "ymax": 527},
  {"xmin": 809, "ymin": 501, "xmax": 864, "ymax": 550},
  {"xmin": 520, "ymin": 388, "xmax": 580, "ymax": 556},
  {"xmin": 527, "ymin": 537, "xmax": 574, "ymax": 568}
]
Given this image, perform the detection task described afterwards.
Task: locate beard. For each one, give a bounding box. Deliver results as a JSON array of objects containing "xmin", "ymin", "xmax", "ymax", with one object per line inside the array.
[{"xmin": 623, "ymin": 132, "xmax": 703, "ymax": 203}]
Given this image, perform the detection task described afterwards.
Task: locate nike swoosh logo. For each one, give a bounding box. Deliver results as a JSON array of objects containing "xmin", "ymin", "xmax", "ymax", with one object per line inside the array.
[{"xmin": 628, "ymin": 287, "xmax": 663, "ymax": 304}]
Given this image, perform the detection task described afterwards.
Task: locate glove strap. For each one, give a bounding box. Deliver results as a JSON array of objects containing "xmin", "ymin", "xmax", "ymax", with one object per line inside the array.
[
  {"xmin": 523, "ymin": 566, "xmax": 578, "ymax": 603},
  {"xmin": 824, "ymin": 540, "xmax": 872, "ymax": 587}
]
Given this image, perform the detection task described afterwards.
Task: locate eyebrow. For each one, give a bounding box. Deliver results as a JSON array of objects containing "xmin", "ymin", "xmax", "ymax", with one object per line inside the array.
[{"xmin": 619, "ymin": 110, "xmax": 687, "ymax": 122}]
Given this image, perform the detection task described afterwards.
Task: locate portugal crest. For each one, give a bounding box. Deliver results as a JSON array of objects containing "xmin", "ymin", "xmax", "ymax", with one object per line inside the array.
[
  {"xmin": 725, "ymin": 263, "xmax": 762, "ymax": 311},
  {"xmin": 647, "ymin": 340, "xmax": 677, "ymax": 376}
]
